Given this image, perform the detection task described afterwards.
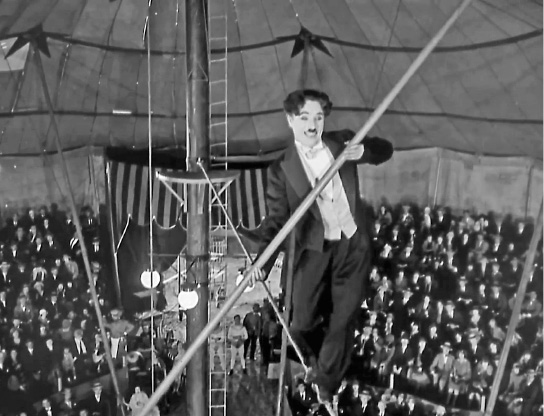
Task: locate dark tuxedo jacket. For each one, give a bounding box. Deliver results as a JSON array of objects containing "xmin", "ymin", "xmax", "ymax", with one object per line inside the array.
[
  {"xmin": 291, "ymin": 387, "xmax": 318, "ymax": 416},
  {"xmin": 258, "ymin": 130, "xmax": 393, "ymax": 273},
  {"xmin": 83, "ymin": 394, "xmax": 111, "ymax": 416}
]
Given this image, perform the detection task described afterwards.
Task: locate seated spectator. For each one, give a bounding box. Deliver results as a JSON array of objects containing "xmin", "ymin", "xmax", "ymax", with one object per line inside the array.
[{"xmin": 291, "ymin": 378, "xmax": 319, "ymax": 416}]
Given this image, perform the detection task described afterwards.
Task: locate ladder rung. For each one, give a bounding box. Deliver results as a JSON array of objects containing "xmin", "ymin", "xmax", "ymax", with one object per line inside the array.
[
  {"xmin": 210, "ymin": 58, "xmax": 227, "ymax": 63},
  {"xmin": 210, "ymin": 79, "xmax": 226, "ymax": 85},
  {"xmin": 210, "ymin": 101, "xmax": 227, "ymax": 106},
  {"xmin": 210, "ymin": 388, "xmax": 225, "ymax": 392},
  {"xmin": 210, "ymin": 121, "xmax": 227, "ymax": 127},
  {"xmin": 210, "ymin": 405, "xmax": 226, "ymax": 408},
  {"xmin": 209, "ymin": 37, "xmax": 227, "ymax": 42}
]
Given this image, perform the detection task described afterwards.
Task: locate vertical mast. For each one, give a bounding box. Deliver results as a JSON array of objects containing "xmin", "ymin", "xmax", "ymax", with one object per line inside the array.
[{"xmin": 186, "ymin": 0, "xmax": 210, "ymax": 415}]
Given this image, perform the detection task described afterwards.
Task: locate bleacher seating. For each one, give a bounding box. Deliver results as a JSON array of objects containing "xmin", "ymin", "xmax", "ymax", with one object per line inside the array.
[{"xmin": 291, "ymin": 204, "xmax": 543, "ymax": 416}]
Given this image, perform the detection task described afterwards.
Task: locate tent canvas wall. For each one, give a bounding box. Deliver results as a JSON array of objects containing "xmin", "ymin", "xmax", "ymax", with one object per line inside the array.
[{"xmin": 1, "ymin": 147, "xmax": 541, "ymax": 225}]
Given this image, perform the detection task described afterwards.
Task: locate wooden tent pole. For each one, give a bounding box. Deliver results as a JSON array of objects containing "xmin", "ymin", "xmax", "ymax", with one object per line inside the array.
[
  {"xmin": 32, "ymin": 46, "xmax": 126, "ymax": 416},
  {"xmin": 138, "ymin": 1, "xmax": 474, "ymax": 413},
  {"xmin": 276, "ymin": 231, "xmax": 296, "ymax": 416},
  {"xmin": 185, "ymin": 0, "xmax": 210, "ymax": 414},
  {"xmin": 485, "ymin": 200, "xmax": 543, "ymax": 416}
]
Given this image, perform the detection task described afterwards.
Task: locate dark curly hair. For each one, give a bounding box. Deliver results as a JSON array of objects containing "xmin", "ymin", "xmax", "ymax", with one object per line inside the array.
[{"xmin": 283, "ymin": 89, "xmax": 333, "ymax": 117}]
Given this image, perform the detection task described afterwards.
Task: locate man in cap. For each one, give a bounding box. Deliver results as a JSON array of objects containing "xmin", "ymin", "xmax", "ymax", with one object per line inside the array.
[{"xmin": 104, "ymin": 308, "xmax": 134, "ymax": 364}]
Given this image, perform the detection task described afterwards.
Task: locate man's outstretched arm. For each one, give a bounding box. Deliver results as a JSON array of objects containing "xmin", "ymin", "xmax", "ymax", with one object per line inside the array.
[{"xmin": 324, "ymin": 129, "xmax": 394, "ymax": 165}]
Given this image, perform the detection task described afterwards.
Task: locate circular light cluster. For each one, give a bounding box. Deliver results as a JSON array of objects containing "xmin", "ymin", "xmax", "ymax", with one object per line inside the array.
[
  {"xmin": 140, "ymin": 270, "xmax": 161, "ymax": 289},
  {"xmin": 178, "ymin": 288, "xmax": 199, "ymax": 310}
]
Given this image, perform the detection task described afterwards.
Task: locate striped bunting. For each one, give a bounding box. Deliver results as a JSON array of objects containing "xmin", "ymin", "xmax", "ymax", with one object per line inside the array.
[
  {"xmin": 228, "ymin": 168, "xmax": 267, "ymax": 230},
  {"xmin": 108, "ymin": 161, "xmax": 186, "ymax": 238},
  {"xmin": 108, "ymin": 161, "xmax": 268, "ymax": 238}
]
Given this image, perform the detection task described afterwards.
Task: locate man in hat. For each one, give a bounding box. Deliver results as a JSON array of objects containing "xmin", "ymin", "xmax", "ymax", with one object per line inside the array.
[
  {"xmin": 455, "ymin": 276, "xmax": 475, "ymax": 310},
  {"xmin": 248, "ymin": 89, "xmax": 393, "ymax": 404},
  {"xmin": 441, "ymin": 301, "xmax": 464, "ymax": 339},
  {"xmin": 391, "ymin": 332, "xmax": 414, "ymax": 390},
  {"xmin": 351, "ymin": 388, "xmax": 373, "ymax": 416},
  {"xmin": 291, "ymin": 379, "xmax": 319, "ymax": 416},
  {"xmin": 488, "ymin": 283, "xmax": 508, "ymax": 320},
  {"xmin": 84, "ymin": 382, "xmax": 111, "ymax": 416},
  {"xmin": 430, "ymin": 342, "xmax": 454, "ymax": 393},
  {"xmin": 242, "ymin": 303, "xmax": 262, "ymax": 362}
]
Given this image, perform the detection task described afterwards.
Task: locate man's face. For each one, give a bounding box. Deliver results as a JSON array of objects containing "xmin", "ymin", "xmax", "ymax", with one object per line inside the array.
[{"xmin": 287, "ymin": 100, "xmax": 325, "ymax": 147}]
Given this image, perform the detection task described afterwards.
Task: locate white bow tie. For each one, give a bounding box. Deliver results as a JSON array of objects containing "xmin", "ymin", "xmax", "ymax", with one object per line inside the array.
[{"xmin": 305, "ymin": 146, "xmax": 325, "ymax": 159}]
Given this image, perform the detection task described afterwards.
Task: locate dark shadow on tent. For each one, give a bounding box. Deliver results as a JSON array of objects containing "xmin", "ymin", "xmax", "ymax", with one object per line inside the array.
[{"xmin": 116, "ymin": 217, "xmax": 186, "ymax": 314}]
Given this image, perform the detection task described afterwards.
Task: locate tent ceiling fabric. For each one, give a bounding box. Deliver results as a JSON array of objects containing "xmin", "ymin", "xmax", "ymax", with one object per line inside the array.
[{"xmin": 0, "ymin": 0, "xmax": 541, "ymax": 158}]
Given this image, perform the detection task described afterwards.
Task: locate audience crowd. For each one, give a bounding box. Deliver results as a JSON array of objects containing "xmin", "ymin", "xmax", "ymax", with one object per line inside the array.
[
  {"xmin": 0, "ymin": 205, "xmax": 185, "ymax": 416},
  {"xmin": 1, "ymin": 201, "xmax": 542, "ymax": 416},
  {"xmin": 290, "ymin": 204, "xmax": 543, "ymax": 416}
]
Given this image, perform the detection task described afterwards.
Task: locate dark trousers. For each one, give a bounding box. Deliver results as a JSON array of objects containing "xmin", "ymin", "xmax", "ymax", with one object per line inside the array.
[
  {"xmin": 291, "ymin": 231, "xmax": 370, "ymax": 394},
  {"xmin": 244, "ymin": 333, "xmax": 258, "ymax": 360},
  {"xmin": 260, "ymin": 336, "xmax": 271, "ymax": 365}
]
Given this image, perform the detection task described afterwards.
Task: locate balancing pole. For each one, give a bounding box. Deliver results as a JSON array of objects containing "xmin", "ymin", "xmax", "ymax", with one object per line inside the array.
[{"xmin": 138, "ymin": 1, "xmax": 474, "ymax": 413}]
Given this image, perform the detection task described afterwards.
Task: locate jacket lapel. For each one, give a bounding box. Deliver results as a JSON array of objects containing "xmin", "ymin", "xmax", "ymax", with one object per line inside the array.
[{"xmin": 280, "ymin": 144, "xmax": 320, "ymax": 219}]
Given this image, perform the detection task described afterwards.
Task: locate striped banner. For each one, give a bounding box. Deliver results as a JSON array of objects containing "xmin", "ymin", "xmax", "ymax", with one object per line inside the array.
[
  {"xmin": 229, "ymin": 168, "xmax": 268, "ymax": 229},
  {"xmin": 108, "ymin": 161, "xmax": 187, "ymax": 239},
  {"xmin": 108, "ymin": 161, "xmax": 267, "ymax": 238}
]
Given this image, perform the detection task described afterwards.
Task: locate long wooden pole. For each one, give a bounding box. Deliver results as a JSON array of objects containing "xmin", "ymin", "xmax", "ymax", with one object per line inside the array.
[
  {"xmin": 185, "ymin": 0, "xmax": 210, "ymax": 414},
  {"xmin": 138, "ymin": 1, "xmax": 474, "ymax": 413},
  {"xmin": 32, "ymin": 46, "xmax": 126, "ymax": 416},
  {"xmin": 485, "ymin": 201, "xmax": 543, "ymax": 416}
]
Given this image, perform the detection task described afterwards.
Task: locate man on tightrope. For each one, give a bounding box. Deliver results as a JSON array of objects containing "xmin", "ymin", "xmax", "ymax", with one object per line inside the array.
[{"xmin": 249, "ymin": 89, "xmax": 393, "ymax": 410}]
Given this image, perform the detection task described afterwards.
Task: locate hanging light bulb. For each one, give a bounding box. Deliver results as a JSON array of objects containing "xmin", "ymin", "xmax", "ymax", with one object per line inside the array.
[
  {"xmin": 236, "ymin": 270, "xmax": 255, "ymax": 293},
  {"xmin": 178, "ymin": 283, "xmax": 199, "ymax": 310},
  {"xmin": 140, "ymin": 270, "xmax": 161, "ymax": 289}
]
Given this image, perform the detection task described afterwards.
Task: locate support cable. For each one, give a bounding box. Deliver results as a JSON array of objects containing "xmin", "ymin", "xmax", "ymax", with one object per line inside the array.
[
  {"xmin": 32, "ymin": 47, "xmax": 126, "ymax": 416},
  {"xmin": 138, "ymin": 1, "xmax": 474, "ymax": 413},
  {"xmin": 146, "ymin": 0, "xmax": 156, "ymax": 394},
  {"xmin": 196, "ymin": 161, "xmax": 308, "ymax": 372}
]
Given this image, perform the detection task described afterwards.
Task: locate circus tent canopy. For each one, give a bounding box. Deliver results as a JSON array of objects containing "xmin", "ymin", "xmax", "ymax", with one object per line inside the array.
[{"xmin": 0, "ymin": 0, "xmax": 541, "ymax": 159}]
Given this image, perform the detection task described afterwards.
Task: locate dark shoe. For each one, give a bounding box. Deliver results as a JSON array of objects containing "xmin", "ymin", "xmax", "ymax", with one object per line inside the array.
[{"xmin": 228, "ymin": 370, "xmax": 233, "ymax": 376}]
